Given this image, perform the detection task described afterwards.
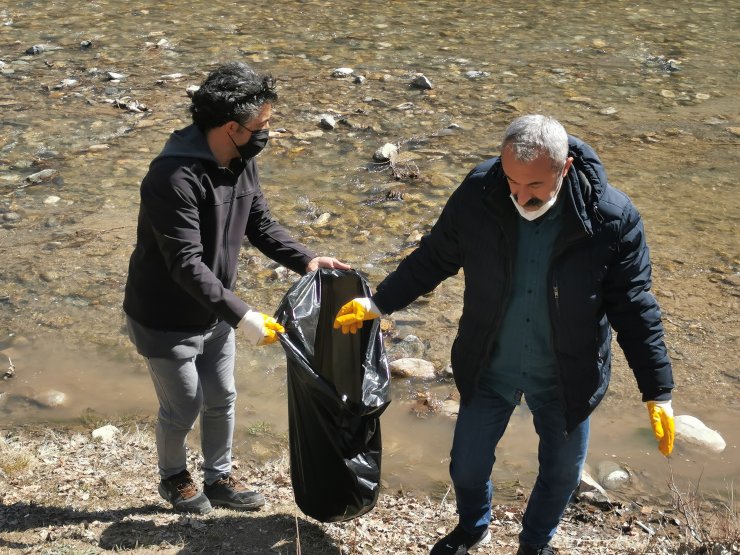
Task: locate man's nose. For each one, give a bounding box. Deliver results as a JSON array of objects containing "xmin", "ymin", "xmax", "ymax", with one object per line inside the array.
[{"xmin": 513, "ymin": 188, "xmax": 531, "ymax": 206}]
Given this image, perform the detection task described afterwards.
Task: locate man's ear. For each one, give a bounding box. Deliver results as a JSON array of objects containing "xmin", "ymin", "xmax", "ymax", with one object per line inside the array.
[{"xmin": 562, "ymin": 156, "xmax": 574, "ymax": 176}]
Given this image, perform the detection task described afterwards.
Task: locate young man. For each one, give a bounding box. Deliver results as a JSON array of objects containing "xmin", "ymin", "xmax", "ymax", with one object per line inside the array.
[
  {"xmin": 124, "ymin": 62, "xmax": 348, "ymax": 514},
  {"xmin": 335, "ymin": 115, "xmax": 675, "ymax": 554}
]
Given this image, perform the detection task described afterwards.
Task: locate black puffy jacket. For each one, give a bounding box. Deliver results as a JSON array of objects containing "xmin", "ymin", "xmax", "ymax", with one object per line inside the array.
[{"xmin": 373, "ymin": 136, "xmax": 673, "ymax": 431}]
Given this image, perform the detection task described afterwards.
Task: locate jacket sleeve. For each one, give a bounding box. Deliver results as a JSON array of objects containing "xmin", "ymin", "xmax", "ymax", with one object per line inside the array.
[
  {"xmin": 142, "ymin": 167, "xmax": 250, "ymax": 327},
  {"xmin": 373, "ymin": 186, "xmax": 464, "ymax": 314},
  {"xmin": 603, "ymin": 203, "xmax": 674, "ymax": 401},
  {"xmin": 244, "ymin": 162, "xmax": 316, "ymax": 275}
]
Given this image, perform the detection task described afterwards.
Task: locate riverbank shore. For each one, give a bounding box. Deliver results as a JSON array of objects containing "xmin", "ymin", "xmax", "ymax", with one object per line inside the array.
[{"xmin": 1, "ymin": 422, "xmax": 736, "ymax": 554}]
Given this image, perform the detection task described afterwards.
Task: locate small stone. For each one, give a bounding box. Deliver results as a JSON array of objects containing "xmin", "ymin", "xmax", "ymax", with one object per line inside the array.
[
  {"xmin": 40, "ymin": 270, "xmax": 59, "ymax": 282},
  {"xmin": 92, "ymin": 424, "xmax": 120, "ymax": 443},
  {"xmin": 373, "ymin": 143, "xmax": 398, "ymax": 163},
  {"xmin": 160, "ymin": 72, "xmax": 183, "ymax": 80},
  {"xmin": 34, "ymin": 390, "xmax": 66, "ymax": 408},
  {"xmin": 80, "ymin": 40, "xmax": 93, "ymax": 49},
  {"xmin": 592, "ymin": 38, "xmax": 607, "ymax": 48},
  {"xmin": 186, "ymin": 85, "xmax": 200, "ymax": 97},
  {"xmin": 726, "ymin": 127, "xmax": 740, "ymax": 137},
  {"xmin": 440, "ymin": 399, "xmax": 460, "ymax": 418},
  {"xmin": 694, "ymin": 93, "xmax": 710, "ymax": 100},
  {"xmin": 389, "ymin": 358, "xmax": 436, "ymax": 379},
  {"xmin": 26, "ymin": 169, "xmax": 57, "ymax": 183},
  {"xmin": 465, "ymin": 70, "xmax": 489, "ymax": 79},
  {"xmin": 313, "ymin": 212, "xmax": 331, "ymax": 227},
  {"xmin": 599, "ymin": 107, "xmax": 618, "ymax": 115},
  {"xmin": 660, "ymin": 89, "xmax": 676, "ymax": 98},
  {"xmin": 106, "ymin": 71, "xmax": 125, "ymax": 81},
  {"xmin": 3, "ymin": 212, "xmax": 21, "ymax": 222},
  {"xmin": 331, "ymin": 67, "xmax": 353, "ymax": 78},
  {"xmin": 43, "ymin": 195, "xmax": 61, "ymax": 205},
  {"xmin": 353, "ymin": 75, "xmax": 366, "ymax": 85},
  {"xmin": 319, "ymin": 114, "xmax": 336, "ymax": 130},
  {"xmin": 293, "ymin": 130, "xmax": 324, "ymax": 140},
  {"xmin": 25, "ymin": 44, "xmax": 46, "ymax": 55},
  {"xmin": 410, "ymin": 74, "xmax": 433, "ymax": 90}
]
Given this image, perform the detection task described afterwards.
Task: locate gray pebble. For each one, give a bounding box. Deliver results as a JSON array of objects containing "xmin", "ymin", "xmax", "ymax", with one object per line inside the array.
[{"xmin": 411, "ymin": 74, "xmax": 433, "ymax": 90}]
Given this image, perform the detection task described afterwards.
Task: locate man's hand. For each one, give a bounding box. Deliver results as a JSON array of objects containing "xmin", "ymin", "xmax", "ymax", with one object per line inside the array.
[
  {"xmin": 333, "ymin": 297, "xmax": 381, "ymax": 334},
  {"xmin": 306, "ymin": 256, "xmax": 351, "ymax": 272},
  {"xmin": 647, "ymin": 400, "xmax": 675, "ymax": 457},
  {"xmin": 240, "ymin": 310, "xmax": 285, "ymax": 346}
]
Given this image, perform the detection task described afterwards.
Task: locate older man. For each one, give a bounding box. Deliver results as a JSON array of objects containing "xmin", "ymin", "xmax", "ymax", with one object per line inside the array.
[
  {"xmin": 124, "ymin": 62, "xmax": 348, "ymax": 515},
  {"xmin": 334, "ymin": 115, "xmax": 675, "ymax": 555}
]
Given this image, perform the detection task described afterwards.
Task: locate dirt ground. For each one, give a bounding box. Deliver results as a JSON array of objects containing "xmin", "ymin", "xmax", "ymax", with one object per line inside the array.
[{"xmin": 0, "ymin": 422, "xmax": 737, "ymax": 555}]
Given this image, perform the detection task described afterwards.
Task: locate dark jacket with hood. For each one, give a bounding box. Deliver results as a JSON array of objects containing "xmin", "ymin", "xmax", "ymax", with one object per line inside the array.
[
  {"xmin": 123, "ymin": 124, "xmax": 315, "ymax": 333},
  {"xmin": 372, "ymin": 136, "xmax": 674, "ymax": 432}
]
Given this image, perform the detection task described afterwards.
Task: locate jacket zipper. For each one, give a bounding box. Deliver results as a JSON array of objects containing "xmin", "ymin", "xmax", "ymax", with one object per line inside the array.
[{"xmin": 222, "ymin": 180, "xmax": 238, "ymax": 283}]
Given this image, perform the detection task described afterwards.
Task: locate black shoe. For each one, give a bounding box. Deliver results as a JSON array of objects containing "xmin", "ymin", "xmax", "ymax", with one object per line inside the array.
[
  {"xmin": 430, "ymin": 525, "xmax": 491, "ymax": 555},
  {"xmin": 204, "ymin": 474, "xmax": 265, "ymax": 510},
  {"xmin": 158, "ymin": 470, "xmax": 212, "ymax": 514},
  {"xmin": 516, "ymin": 543, "xmax": 555, "ymax": 555}
]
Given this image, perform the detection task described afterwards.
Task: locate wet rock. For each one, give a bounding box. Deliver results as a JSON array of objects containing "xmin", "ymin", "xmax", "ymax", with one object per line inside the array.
[
  {"xmin": 105, "ymin": 71, "xmax": 125, "ymax": 81},
  {"xmin": 33, "ymin": 390, "xmax": 67, "ymax": 408},
  {"xmin": 52, "ymin": 79, "xmax": 78, "ymax": 90},
  {"xmin": 579, "ymin": 469, "xmax": 609, "ymax": 497},
  {"xmin": 389, "ymin": 358, "xmax": 435, "ymax": 379},
  {"xmin": 312, "ymin": 212, "xmax": 331, "ymax": 227},
  {"xmin": 353, "ymin": 75, "xmax": 366, "ymax": 85},
  {"xmin": 660, "ymin": 89, "xmax": 676, "ymax": 98},
  {"xmin": 25, "ymin": 44, "xmax": 48, "ymax": 55},
  {"xmin": 410, "ymin": 74, "xmax": 433, "ymax": 90},
  {"xmin": 26, "ymin": 169, "xmax": 57, "ymax": 183},
  {"xmin": 373, "ymin": 143, "xmax": 398, "ymax": 163},
  {"xmin": 331, "ymin": 67, "xmax": 353, "ymax": 78},
  {"xmin": 293, "ymin": 130, "xmax": 324, "ymax": 140},
  {"xmin": 465, "ymin": 70, "xmax": 489, "ymax": 79},
  {"xmin": 599, "ymin": 107, "xmax": 618, "ymax": 115},
  {"xmin": 186, "ymin": 85, "xmax": 200, "ymax": 97},
  {"xmin": 80, "ymin": 40, "xmax": 93, "ymax": 49},
  {"xmin": 387, "ymin": 334, "xmax": 425, "ymax": 360},
  {"xmin": 3, "ymin": 212, "xmax": 21, "ymax": 222},
  {"xmin": 395, "ymin": 102, "xmax": 415, "ymax": 111},
  {"xmin": 92, "ymin": 424, "xmax": 120, "ymax": 443},
  {"xmin": 43, "ymin": 196, "xmax": 61, "ymax": 206},
  {"xmin": 596, "ymin": 461, "xmax": 630, "ymax": 490},
  {"xmin": 319, "ymin": 114, "xmax": 336, "ymax": 130},
  {"xmin": 40, "ymin": 270, "xmax": 59, "ymax": 282},
  {"xmin": 675, "ymin": 415, "xmax": 726, "ymax": 453},
  {"xmin": 727, "ymin": 127, "xmax": 740, "ymax": 138},
  {"xmin": 159, "ymin": 72, "xmax": 184, "ymax": 81}
]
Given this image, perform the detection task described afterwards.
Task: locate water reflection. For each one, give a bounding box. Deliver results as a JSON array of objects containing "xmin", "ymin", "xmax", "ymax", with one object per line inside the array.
[{"xmin": 0, "ymin": 0, "xmax": 738, "ymax": 500}]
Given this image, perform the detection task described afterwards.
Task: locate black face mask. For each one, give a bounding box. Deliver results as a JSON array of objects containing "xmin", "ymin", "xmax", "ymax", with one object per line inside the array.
[{"xmin": 232, "ymin": 128, "xmax": 270, "ymax": 161}]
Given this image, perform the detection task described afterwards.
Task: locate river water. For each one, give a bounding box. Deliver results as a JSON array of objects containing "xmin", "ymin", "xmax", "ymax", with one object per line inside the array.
[{"xmin": 0, "ymin": 1, "xmax": 738, "ymax": 506}]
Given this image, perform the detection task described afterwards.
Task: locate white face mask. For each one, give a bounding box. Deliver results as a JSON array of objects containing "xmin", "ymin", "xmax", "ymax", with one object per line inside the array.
[{"xmin": 509, "ymin": 176, "xmax": 563, "ymax": 221}]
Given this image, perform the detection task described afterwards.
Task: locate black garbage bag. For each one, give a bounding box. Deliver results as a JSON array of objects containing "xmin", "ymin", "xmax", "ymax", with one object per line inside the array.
[{"xmin": 275, "ymin": 269, "xmax": 391, "ymax": 522}]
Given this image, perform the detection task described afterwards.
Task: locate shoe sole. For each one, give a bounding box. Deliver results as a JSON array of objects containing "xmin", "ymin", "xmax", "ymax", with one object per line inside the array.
[{"xmin": 209, "ymin": 498, "xmax": 265, "ymax": 511}]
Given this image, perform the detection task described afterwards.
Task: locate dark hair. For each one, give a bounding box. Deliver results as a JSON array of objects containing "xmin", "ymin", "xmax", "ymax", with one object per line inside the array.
[{"xmin": 190, "ymin": 62, "xmax": 278, "ymax": 131}]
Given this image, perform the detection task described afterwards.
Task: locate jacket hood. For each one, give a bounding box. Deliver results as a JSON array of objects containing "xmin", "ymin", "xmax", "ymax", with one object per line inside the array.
[
  {"xmin": 563, "ymin": 135, "xmax": 609, "ymax": 236},
  {"xmin": 151, "ymin": 124, "xmax": 217, "ymax": 165}
]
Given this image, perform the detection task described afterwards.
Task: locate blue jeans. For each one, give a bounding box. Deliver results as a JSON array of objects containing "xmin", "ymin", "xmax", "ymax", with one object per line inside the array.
[
  {"xmin": 449, "ymin": 387, "xmax": 589, "ymax": 547},
  {"xmin": 144, "ymin": 320, "xmax": 237, "ymax": 485}
]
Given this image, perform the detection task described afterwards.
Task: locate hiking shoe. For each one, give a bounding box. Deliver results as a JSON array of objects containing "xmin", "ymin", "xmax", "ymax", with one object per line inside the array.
[
  {"xmin": 203, "ymin": 474, "xmax": 265, "ymax": 510},
  {"xmin": 516, "ymin": 543, "xmax": 556, "ymax": 555},
  {"xmin": 430, "ymin": 525, "xmax": 491, "ymax": 554},
  {"xmin": 158, "ymin": 470, "xmax": 212, "ymax": 514}
]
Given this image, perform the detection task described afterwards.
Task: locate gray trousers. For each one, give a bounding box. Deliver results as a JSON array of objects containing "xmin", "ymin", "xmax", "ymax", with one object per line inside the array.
[{"xmin": 144, "ymin": 320, "xmax": 236, "ymax": 484}]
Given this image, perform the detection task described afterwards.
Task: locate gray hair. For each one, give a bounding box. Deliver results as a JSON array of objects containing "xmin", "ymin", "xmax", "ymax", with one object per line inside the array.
[{"xmin": 502, "ymin": 115, "xmax": 569, "ymax": 171}]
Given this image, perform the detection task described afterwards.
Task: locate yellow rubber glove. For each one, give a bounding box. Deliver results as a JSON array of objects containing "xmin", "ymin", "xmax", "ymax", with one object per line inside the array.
[
  {"xmin": 647, "ymin": 400, "xmax": 675, "ymax": 457},
  {"xmin": 240, "ymin": 310, "xmax": 285, "ymax": 346},
  {"xmin": 333, "ymin": 297, "xmax": 381, "ymax": 334}
]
